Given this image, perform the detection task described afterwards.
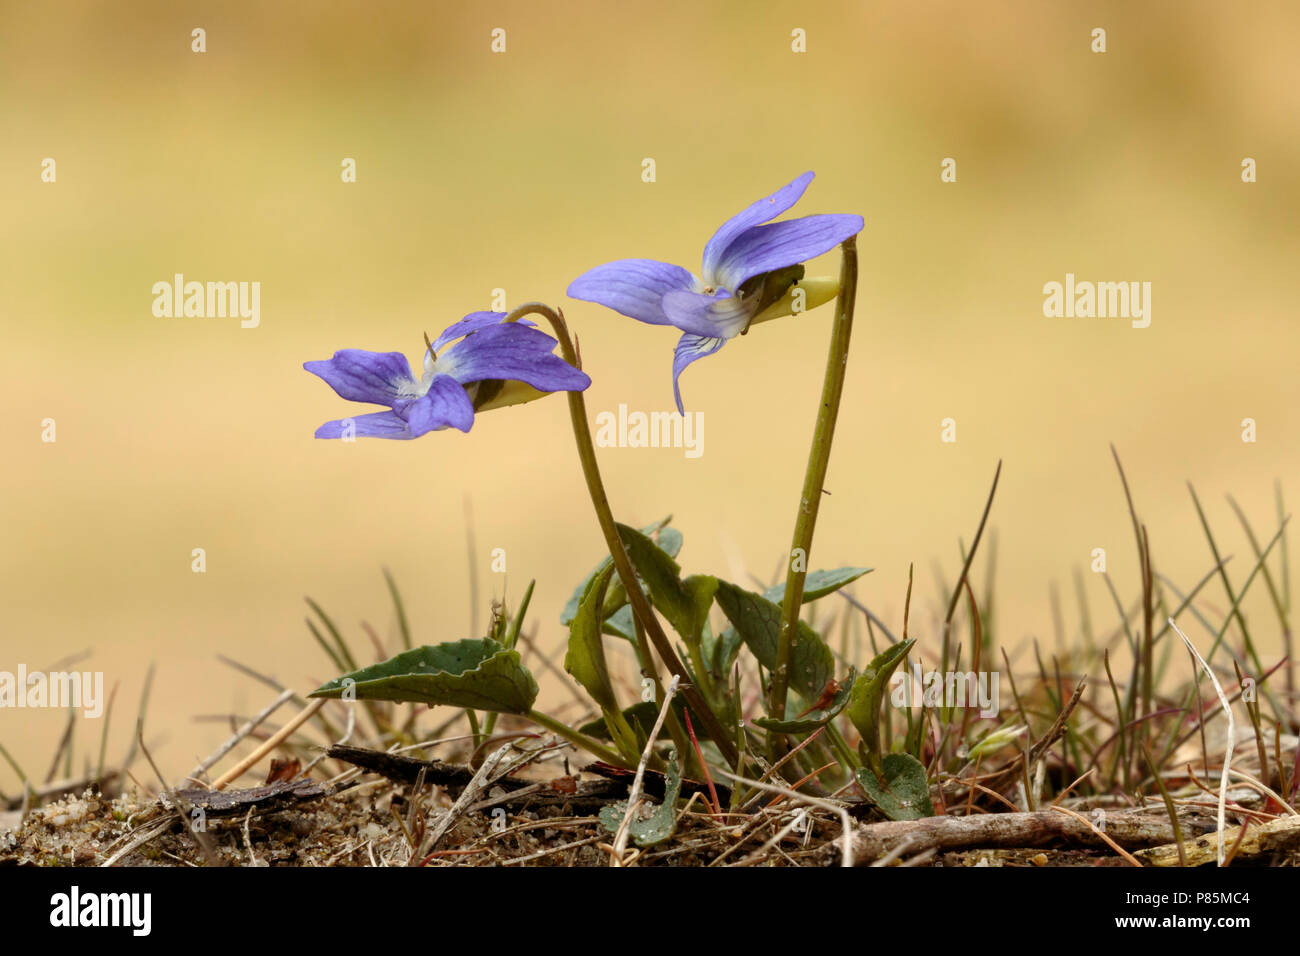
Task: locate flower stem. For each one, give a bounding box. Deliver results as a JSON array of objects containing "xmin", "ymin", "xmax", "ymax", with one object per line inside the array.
[
  {"xmin": 525, "ymin": 709, "xmax": 632, "ymax": 768},
  {"xmin": 768, "ymin": 238, "xmax": 859, "ymax": 732},
  {"xmin": 504, "ymin": 303, "xmax": 741, "ymax": 769},
  {"xmin": 826, "ymin": 722, "xmax": 860, "ymax": 773},
  {"xmin": 629, "ymin": 605, "xmax": 697, "ymax": 777}
]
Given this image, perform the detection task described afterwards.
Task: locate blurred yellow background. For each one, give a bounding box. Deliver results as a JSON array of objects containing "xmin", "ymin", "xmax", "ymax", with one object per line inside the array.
[{"xmin": 3, "ymin": 1, "xmax": 1297, "ymax": 785}]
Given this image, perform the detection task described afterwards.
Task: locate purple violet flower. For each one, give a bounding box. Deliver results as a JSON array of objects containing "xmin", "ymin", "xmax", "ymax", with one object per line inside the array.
[
  {"xmin": 566, "ymin": 172, "xmax": 863, "ymax": 413},
  {"xmin": 304, "ymin": 311, "xmax": 591, "ymax": 439}
]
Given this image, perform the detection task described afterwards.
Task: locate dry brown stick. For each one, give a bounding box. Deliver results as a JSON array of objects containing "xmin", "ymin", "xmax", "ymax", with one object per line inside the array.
[
  {"xmin": 1050, "ymin": 805, "xmax": 1142, "ymax": 866},
  {"xmin": 211, "ymin": 699, "xmax": 324, "ymax": 790},
  {"xmin": 611, "ymin": 675, "xmax": 681, "ymax": 866},
  {"xmin": 850, "ymin": 806, "xmax": 1216, "ymax": 865},
  {"xmin": 1138, "ymin": 814, "xmax": 1300, "ymax": 867},
  {"xmin": 184, "ymin": 689, "xmax": 296, "ymax": 786},
  {"xmin": 100, "ymin": 816, "xmax": 172, "ymax": 867},
  {"xmin": 417, "ymin": 742, "xmax": 533, "ymax": 859}
]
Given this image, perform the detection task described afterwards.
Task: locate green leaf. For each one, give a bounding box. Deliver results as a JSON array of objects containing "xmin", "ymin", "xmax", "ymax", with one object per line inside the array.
[
  {"xmin": 708, "ymin": 625, "xmax": 746, "ymax": 678},
  {"xmin": 845, "ymin": 639, "xmax": 915, "ymax": 761},
  {"xmin": 677, "ymin": 576, "xmax": 718, "ymax": 645},
  {"xmin": 699, "ymin": 617, "xmax": 722, "ymax": 673},
  {"xmin": 308, "ymin": 638, "xmax": 538, "ymax": 714},
  {"xmin": 714, "ymin": 580, "xmax": 834, "ymax": 701},
  {"xmin": 855, "ymin": 753, "xmax": 933, "ymax": 821},
  {"xmin": 752, "ymin": 667, "xmax": 857, "ymax": 733},
  {"xmin": 655, "ymin": 526, "xmax": 684, "ymax": 560},
  {"xmin": 761, "ymin": 566, "xmax": 873, "ymax": 605},
  {"xmin": 602, "ymin": 605, "xmax": 636, "ymax": 641},
  {"xmin": 599, "ymin": 749, "xmax": 683, "ymax": 846},
  {"xmin": 564, "ymin": 566, "xmax": 644, "ymax": 762},
  {"xmin": 564, "ymin": 564, "xmax": 621, "ymax": 714},
  {"xmin": 579, "ymin": 700, "xmax": 684, "ymax": 742},
  {"xmin": 616, "ymin": 523, "xmax": 717, "ymax": 645},
  {"xmin": 502, "ymin": 579, "xmax": 535, "ymax": 651},
  {"xmin": 560, "ymin": 517, "xmax": 680, "ymax": 625}
]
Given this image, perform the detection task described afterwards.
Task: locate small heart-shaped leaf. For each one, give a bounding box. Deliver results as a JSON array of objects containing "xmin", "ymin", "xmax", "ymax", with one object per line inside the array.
[
  {"xmin": 599, "ymin": 749, "xmax": 683, "ymax": 847},
  {"xmin": 855, "ymin": 753, "xmax": 934, "ymax": 821},
  {"xmin": 714, "ymin": 580, "xmax": 834, "ymax": 702}
]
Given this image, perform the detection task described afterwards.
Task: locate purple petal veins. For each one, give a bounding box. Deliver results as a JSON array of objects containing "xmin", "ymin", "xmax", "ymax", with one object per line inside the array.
[
  {"xmin": 672, "ymin": 333, "xmax": 727, "ymax": 415},
  {"xmin": 437, "ymin": 323, "xmax": 591, "ymax": 392},
  {"xmin": 709, "ymin": 213, "xmax": 864, "ymax": 293},
  {"xmin": 405, "ymin": 375, "xmax": 476, "ymax": 435},
  {"xmin": 432, "ymin": 311, "xmax": 534, "ymax": 353},
  {"xmin": 303, "ymin": 350, "xmax": 414, "ymax": 407},
  {"xmin": 313, "ymin": 410, "xmax": 415, "ymax": 440},
  {"xmin": 305, "ymin": 312, "xmax": 589, "ymax": 440}
]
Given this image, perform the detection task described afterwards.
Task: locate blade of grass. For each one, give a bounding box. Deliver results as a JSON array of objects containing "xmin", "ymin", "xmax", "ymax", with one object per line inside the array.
[
  {"xmin": 1141, "ymin": 744, "xmax": 1186, "ymax": 865},
  {"xmin": 383, "ymin": 567, "xmax": 413, "ymax": 651},
  {"xmin": 1233, "ymin": 660, "xmax": 1271, "ymax": 790},
  {"xmin": 1169, "ymin": 616, "xmax": 1233, "ymax": 867},
  {"xmin": 120, "ymin": 663, "xmax": 155, "ymax": 776},
  {"xmin": 939, "ymin": 461, "xmax": 1003, "ymax": 689},
  {"xmin": 0, "ymin": 742, "xmax": 28, "ymax": 792},
  {"xmin": 1074, "ymin": 567, "xmax": 1095, "ymax": 655},
  {"xmin": 1110, "ymin": 447, "xmax": 1152, "ymax": 740},
  {"xmin": 1102, "ymin": 648, "xmax": 1131, "ymax": 793},
  {"xmin": 1226, "ymin": 494, "xmax": 1293, "ymax": 702},
  {"xmin": 482, "ymin": 579, "xmax": 540, "ymax": 741},
  {"xmin": 305, "ymin": 597, "xmax": 360, "ymax": 673},
  {"xmin": 94, "ymin": 680, "xmax": 119, "ymax": 787},
  {"xmin": 1188, "ymin": 484, "xmax": 1265, "ymax": 681}
]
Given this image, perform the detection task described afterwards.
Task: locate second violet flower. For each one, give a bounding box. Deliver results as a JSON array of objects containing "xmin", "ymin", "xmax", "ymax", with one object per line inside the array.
[
  {"xmin": 566, "ymin": 172, "xmax": 864, "ymax": 413},
  {"xmin": 304, "ymin": 311, "xmax": 590, "ymax": 440}
]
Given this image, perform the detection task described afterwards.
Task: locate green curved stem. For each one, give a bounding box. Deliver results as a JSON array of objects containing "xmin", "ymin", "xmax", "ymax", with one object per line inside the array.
[
  {"xmin": 526, "ymin": 709, "xmax": 631, "ymax": 768},
  {"xmin": 504, "ymin": 302, "xmax": 741, "ymax": 769},
  {"xmin": 769, "ymin": 238, "xmax": 860, "ymax": 733}
]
